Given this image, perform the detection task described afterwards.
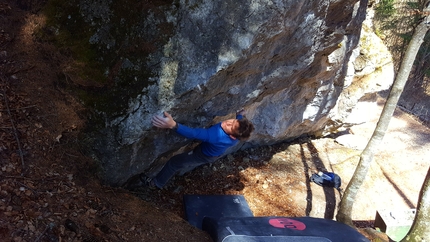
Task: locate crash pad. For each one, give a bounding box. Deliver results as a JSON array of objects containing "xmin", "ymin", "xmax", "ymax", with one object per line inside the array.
[
  {"xmin": 183, "ymin": 194, "xmax": 253, "ymax": 229},
  {"xmin": 202, "ymin": 216, "xmax": 370, "ymax": 242}
]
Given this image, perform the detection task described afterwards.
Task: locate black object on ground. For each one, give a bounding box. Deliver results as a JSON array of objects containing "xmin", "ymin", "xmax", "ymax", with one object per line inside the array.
[{"xmin": 183, "ymin": 194, "xmax": 369, "ymax": 242}]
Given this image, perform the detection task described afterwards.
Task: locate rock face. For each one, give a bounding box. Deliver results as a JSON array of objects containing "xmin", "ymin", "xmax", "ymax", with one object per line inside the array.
[
  {"xmin": 83, "ymin": 0, "xmax": 373, "ymax": 186},
  {"xmin": 325, "ymin": 7, "xmax": 394, "ymax": 136}
]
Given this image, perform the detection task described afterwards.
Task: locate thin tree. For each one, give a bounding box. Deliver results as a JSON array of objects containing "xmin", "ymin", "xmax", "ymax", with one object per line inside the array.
[
  {"xmin": 401, "ymin": 167, "xmax": 430, "ymax": 241},
  {"xmin": 336, "ymin": 2, "xmax": 430, "ymax": 226}
]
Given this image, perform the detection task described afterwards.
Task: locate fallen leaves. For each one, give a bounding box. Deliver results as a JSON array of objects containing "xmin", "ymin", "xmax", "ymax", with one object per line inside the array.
[{"xmin": 2, "ymin": 2, "xmax": 214, "ymax": 242}]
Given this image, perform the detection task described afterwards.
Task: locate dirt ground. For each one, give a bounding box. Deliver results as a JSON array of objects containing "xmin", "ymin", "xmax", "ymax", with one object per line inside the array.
[{"xmin": 1, "ymin": 2, "xmax": 429, "ymax": 242}]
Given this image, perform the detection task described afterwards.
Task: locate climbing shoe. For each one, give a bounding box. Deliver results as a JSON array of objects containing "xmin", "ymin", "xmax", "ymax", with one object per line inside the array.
[
  {"xmin": 124, "ymin": 173, "xmax": 156, "ymax": 190},
  {"xmin": 140, "ymin": 174, "xmax": 157, "ymax": 190}
]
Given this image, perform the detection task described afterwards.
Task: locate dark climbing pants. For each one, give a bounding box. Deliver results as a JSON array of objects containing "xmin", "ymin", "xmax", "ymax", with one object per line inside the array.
[{"xmin": 153, "ymin": 145, "xmax": 218, "ymax": 188}]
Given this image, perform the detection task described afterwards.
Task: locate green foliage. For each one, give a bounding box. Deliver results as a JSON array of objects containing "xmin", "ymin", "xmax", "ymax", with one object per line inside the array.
[
  {"xmin": 417, "ymin": 32, "xmax": 430, "ymax": 79},
  {"xmin": 398, "ymin": 32, "xmax": 413, "ymax": 42},
  {"xmin": 374, "ymin": 28, "xmax": 383, "ymax": 38},
  {"xmin": 405, "ymin": 1, "xmax": 420, "ymax": 10},
  {"xmin": 373, "ymin": 0, "xmax": 428, "ymax": 59},
  {"xmin": 375, "ymin": 0, "xmax": 396, "ymax": 18}
]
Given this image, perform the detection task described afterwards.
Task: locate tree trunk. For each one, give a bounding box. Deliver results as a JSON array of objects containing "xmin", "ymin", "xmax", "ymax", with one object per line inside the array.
[
  {"xmin": 401, "ymin": 167, "xmax": 430, "ymax": 242},
  {"xmin": 336, "ymin": 7, "xmax": 430, "ymax": 226}
]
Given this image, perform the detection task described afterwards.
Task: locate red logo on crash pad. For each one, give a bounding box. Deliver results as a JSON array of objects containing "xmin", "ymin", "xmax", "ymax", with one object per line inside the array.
[{"xmin": 269, "ymin": 218, "xmax": 306, "ymax": 230}]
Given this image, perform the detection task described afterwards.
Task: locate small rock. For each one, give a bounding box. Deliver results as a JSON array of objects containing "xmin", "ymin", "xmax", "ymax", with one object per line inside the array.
[{"xmin": 65, "ymin": 219, "xmax": 79, "ymax": 233}]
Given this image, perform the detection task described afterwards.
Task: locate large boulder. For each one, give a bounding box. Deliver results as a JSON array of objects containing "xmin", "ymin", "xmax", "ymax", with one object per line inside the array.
[
  {"xmin": 324, "ymin": 6, "xmax": 394, "ymax": 137},
  {"xmin": 78, "ymin": 0, "xmax": 374, "ymax": 185}
]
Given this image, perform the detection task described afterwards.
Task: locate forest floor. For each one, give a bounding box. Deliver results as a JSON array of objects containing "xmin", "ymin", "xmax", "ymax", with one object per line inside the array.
[{"xmin": 1, "ymin": 2, "xmax": 429, "ymax": 242}]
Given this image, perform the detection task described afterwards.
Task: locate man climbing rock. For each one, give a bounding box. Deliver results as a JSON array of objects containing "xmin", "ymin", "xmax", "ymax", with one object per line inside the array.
[{"xmin": 125, "ymin": 110, "xmax": 254, "ymax": 190}]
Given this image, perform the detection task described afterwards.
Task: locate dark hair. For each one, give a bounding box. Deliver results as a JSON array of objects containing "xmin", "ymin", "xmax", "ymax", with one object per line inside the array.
[{"xmin": 235, "ymin": 118, "xmax": 254, "ymax": 140}]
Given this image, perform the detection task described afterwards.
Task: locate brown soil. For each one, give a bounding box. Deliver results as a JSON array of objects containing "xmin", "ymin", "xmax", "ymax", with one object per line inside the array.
[{"xmin": 1, "ymin": 2, "xmax": 429, "ymax": 242}]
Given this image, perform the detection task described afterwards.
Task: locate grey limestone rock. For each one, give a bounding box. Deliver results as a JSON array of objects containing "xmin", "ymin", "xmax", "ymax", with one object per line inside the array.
[{"xmin": 84, "ymin": 0, "xmax": 379, "ymax": 186}]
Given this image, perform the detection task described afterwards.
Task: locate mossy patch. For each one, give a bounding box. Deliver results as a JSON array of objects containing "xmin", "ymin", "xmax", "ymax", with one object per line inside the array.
[
  {"xmin": 38, "ymin": 0, "xmax": 175, "ymax": 121},
  {"xmin": 40, "ymin": 1, "xmax": 107, "ymax": 82}
]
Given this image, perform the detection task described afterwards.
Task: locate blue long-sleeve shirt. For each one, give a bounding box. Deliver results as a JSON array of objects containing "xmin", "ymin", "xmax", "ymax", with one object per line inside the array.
[{"xmin": 176, "ymin": 115, "xmax": 243, "ymax": 157}]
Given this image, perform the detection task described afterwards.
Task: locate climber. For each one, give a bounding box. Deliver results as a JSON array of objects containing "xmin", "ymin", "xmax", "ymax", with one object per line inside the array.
[{"xmin": 125, "ymin": 109, "xmax": 254, "ymax": 190}]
